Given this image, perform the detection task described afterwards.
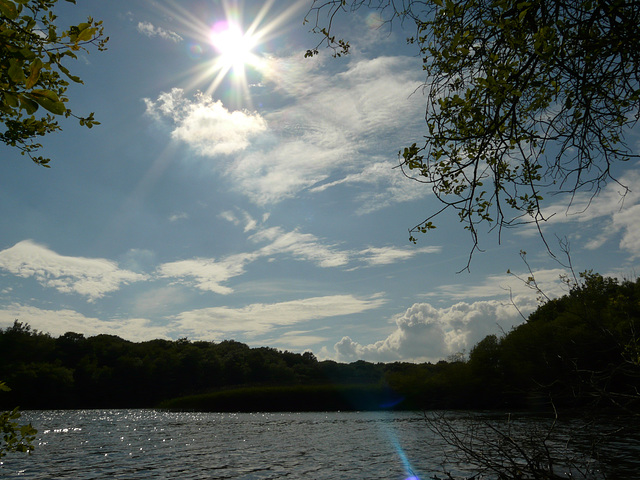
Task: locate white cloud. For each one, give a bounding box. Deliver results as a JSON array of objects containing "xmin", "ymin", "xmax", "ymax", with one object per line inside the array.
[
  {"xmin": 332, "ymin": 298, "xmax": 532, "ymax": 363},
  {"xmin": 251, "ymin": 226, "xmax": 439, "ymax": 269},
  {"xmin": 156, "ymin": 226, "xmax": 351, "ymax": 294},
  {"xmin": 227, "ymin": 139, "xmax": 350, "ymax": 205},
  {"xmin": 144, "ymin": 89, "xmax": 267, "ymax": 156},
  {"xmin": 219, "ymin": 209, "xmax": 260, "ymax": 232},
  {"xmin": 266, "ymin": 330, "xmax": 330, "ymax": 349},
  {"xmin": 0, "ymin": 241, "xmax": 147, "ymax": 301},
  {"xmin": 251, "ymin": 227, "xmax": 350, "ymax": 268},
  {"xmin": 169, "ymin": 212, "xmax": 189, "ymax": 222},
  {"xmin": 429, "ymin": 268, "xmax": 570, "ymax": 301},
  {"xmin": 172, "ymin": 293, "xmax": 387, "ymax": 339},
  {"xmin": 157, "ymin": 252, "xmax": 257, "ymax": 295},
  {"xmin": 0, "ymin": 304, "xmax": 170, "ymax": 342},
  {"xmin": 521, "ymin": 169, "xmax": 640, "ymax": 257},
  {"xmin": 233, "ymin": 55, "xmax": 427, "ymax": 207},
  {"xmin": 137, "ymin": 21, "xmax": 183, "ymax": 43},
  {"xmin": 158, "ymin": 223, "xmax": 441, "ymax": 293},
  {"xmin": 145, "ymin": 53, "xmax": 427, "ymax": 208},
  {"xmin": 358, "ymin": 245, "xmax": 441, "ymax": 266},
  {"xmin": 129, "ymin": 286, "xmax": 190, "ymax": 316},
  {"xmin": 310, "ymin": 161, "xmax": 431, "ymax": 213}
]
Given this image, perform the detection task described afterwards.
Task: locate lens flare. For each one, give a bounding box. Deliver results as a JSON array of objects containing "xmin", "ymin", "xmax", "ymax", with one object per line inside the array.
[{"xmin": 187, "ymin": 43, "xmax": 204, "ymax": 60}]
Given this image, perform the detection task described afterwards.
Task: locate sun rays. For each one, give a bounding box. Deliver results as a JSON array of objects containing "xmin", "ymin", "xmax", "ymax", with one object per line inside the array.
[{"xmin": 155, "ymin": 0, "xmax": 308, "ymax": 108}]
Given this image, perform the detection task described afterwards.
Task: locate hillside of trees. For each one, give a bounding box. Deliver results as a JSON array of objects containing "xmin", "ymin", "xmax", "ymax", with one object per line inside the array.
[{"xmin": 1, "ymin": 273, "xmax": 638, "ymax": 412}]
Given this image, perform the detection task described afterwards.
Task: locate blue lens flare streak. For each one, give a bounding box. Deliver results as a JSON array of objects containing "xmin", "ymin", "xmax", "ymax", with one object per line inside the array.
[{"xmin": 379, "ymin": 412, "xmax": 422, "ymax": 480}]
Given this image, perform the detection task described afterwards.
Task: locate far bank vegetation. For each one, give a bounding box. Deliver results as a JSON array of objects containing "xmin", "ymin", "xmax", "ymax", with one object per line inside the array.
[{"xmin": 1, "ymin": 273, "xmax": 638, "ymax": 413}]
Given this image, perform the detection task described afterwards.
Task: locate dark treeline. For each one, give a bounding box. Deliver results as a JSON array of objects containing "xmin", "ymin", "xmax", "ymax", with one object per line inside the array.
[{"xmin": 1, "ymin": 273, "xmax": 639, "ymax": 412}]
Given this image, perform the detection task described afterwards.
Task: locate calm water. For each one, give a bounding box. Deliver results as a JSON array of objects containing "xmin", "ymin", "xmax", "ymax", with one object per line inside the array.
[{"xmin": 1, "ymin": 410, "xmax": 638, "ymax": 479}]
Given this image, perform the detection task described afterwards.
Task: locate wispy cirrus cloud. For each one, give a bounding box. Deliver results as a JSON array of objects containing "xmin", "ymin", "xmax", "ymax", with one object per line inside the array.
[
  {"xmin": 172, "ymin": 293, "xmax": 387, "ymax": 339},
  {"xmin": 0, "ymin": 229, "xmax": 439, "ymax": 302},
  {"xmin": 0, "ymin": 304, "xmax": 170, "ymax": 342},
  {"xmin": 250, "ymin": 226, "xmax": 440, "ymax": 269},
  {"xmin": 359, "ymin": 245, "xmax": 442, "ymax": 266},
  {"xmin": 0, "ymin": 240, "xmax": 147, "ymax": 302},
  {"xmin": 219, "ymin": 210, "xmax": 260, "ymax": 232},
  {"xmin": 157, "ymin": 252, "xmax": 258, "ymax": 295},
  {"xmin": 145, "ymin": 54, "xmax": 427, "ymax": 209},
  {"xmin": 137, "ymin": 21, "xmax": 183, "ymax": 43},
  {"xmin": 427, "ymin": 268, "xmax": 570, "ymax": 301},
  {"xmin": 310, "ymin": 160, "xmax": 432, "ymax": 214},
  {"xmin": 156, "ymin": 227, "xmax": 350, "ymax": 294},
  {"xmin": 158, "ymin": 223, "xmax": 441, "ymax": 294},
  {"xmin": 520, "ymin": 169, "xmax": 640, "ymax": 258},
  {"xmin": 250, "ymin": 226, "xmax": 350, "ymax": 268}
]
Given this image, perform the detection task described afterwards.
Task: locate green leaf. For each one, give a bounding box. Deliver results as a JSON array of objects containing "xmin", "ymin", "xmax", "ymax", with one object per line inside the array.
[
  {"xmin": 37, "ymin": 99, "xmax": 67, "ymax": 115},
  {"xmin": 18, "ymin": 94, "xmax": 38, "ymax": 114},
  {"xmin": 29, "ymin": 89, "xmax": 60, "ymax": 102},
  {"xmin": 8, "ymin": 59, "xmax": 26, "ymax": 84},
  {"xmin": 76, "ymin": 26, "xmax": 96, "ymax": 41},
  {"xmin": 28, "ymin": 90, "xmax": 66, "ymax": 115},
  {"xmin": 59, "ymin": 64, "xmax": 83, "ymax": 83},
  {"xmin": 0, "ymin": 0, "xmax": 19, "ymax": 19},
  {"xmin": 3, "ymin": 91, "xmax": 19, "ymax": 107},
  {"xmin": 19, "ymin": 47, "xmax": 35, "ymax": 60},
  {"xmin": 25, "ymin": 58, "xmax": 43, "ymax": 89}
]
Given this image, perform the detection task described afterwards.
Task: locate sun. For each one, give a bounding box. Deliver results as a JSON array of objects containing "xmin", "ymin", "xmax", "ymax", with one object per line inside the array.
[
  {"xmin": 209, "ymin": 21, "xmax": 258, "ymax": 74},
  {"xmin": 155, "ymin": 0, "xmax": 308, "ymax": 105}
]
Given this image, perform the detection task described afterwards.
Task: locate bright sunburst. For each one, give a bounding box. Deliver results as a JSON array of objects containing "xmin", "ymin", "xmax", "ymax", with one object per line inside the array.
[
  {"xmin": 157, "ymin": 0, "xmax": 308, "ymax": 107},
  {"xmin": 209, "ymin": 21, "xmax": 257, "ymax": 74}
]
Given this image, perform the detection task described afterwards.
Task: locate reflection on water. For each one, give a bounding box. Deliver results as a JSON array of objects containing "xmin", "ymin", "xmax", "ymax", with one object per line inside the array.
[{"xmin": 0, "ymin": 410, "xmax": 638, "ymax": 479}]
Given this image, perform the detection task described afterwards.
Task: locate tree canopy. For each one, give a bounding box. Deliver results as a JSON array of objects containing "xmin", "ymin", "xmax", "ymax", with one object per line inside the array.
[
  {"xmin": 306, "ymin": 0, "xmax": 640, "ymax": 258},
  {"xmin": 2, "ymin": 272, "xmax": 638, "ymax": 412},
  {"xmin": 0, "ymin": 0, "xmax": 107, "ymax": 166}
]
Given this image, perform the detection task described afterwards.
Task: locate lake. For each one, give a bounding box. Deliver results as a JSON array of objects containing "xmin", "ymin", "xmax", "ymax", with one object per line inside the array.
[{"xmin": 1, "ymin": 410, "xmax": 638, "ymax": 479}]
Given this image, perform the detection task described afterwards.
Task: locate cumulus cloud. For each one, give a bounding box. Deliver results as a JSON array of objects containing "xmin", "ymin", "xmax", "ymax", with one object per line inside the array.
[
  {"xmin": 172, "ymin": 293, "xmax": 387, "ymax": 339},
  {"xmin": 332, "ymin": 299, "xmax": 532, "ymax": 363},
  {"xmin": 137, "ymin": 21, "xmax": 183, "ymax": 43},
  {"xmin": 0, "ymin": 240, "xmax": 147, "ymax": 301},
  {"xmin": 144, "ymin": 89, "xmax": 267, "ymax": 156}
]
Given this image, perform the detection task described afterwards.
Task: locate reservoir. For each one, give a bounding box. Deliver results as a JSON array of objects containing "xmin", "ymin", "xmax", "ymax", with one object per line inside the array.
[{"xmin": 1, "ymin": 410, "xmax": 638, "ymax": 479}]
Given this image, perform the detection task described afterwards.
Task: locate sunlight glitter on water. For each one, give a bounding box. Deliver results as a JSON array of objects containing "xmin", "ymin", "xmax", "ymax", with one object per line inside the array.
[{"xmin": 2, "ymin": 410, "xmax": 639, "ymax": 480}]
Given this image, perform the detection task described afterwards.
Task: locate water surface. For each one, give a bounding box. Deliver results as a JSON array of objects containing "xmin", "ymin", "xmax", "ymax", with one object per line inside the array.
[{"xmin": 1, "ymin": 410, "xmax": 637, "ymax": 479}]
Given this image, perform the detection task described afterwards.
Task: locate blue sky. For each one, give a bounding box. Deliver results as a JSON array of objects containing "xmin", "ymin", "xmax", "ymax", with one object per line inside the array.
[{"xmin": 1, "ymin": 0, "xmax": 638, "ymax": 362}]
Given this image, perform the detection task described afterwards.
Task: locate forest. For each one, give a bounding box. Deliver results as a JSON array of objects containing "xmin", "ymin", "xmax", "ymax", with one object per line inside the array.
[{"xmin": 1, "ymin": 273, "xmax": 639, "ymax": 413}]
